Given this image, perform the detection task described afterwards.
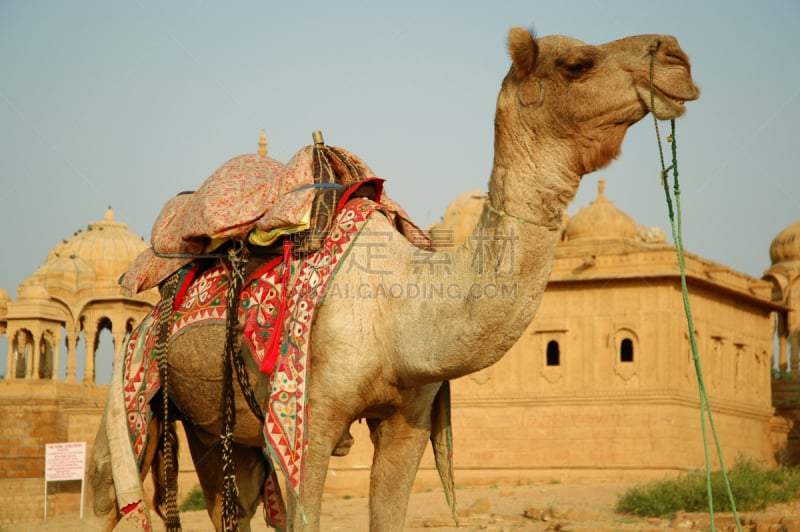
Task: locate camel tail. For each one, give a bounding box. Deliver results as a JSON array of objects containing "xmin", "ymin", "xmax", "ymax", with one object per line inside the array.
[{"xmin": 430, "ymin": 381, "xmax": 458, "ymax": 524}]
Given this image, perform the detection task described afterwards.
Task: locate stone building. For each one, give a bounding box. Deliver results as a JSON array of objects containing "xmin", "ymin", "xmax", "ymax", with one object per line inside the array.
[
  {"xmin": 330, "ymin": 181, "xmax": 791, "ymax": 490},
  {"xmin": 0, "ymin": 208, "xmax": 158, "ymax": 522},
  {"xmin": 2, "ymin": 207, "xmax": 158, "ymax": 384},
  {"xmin": 0, "ymin": 182, "xmax": 798, "ymax": 523},
  {"xmin": 764, "ymin": 220, "xmax": 800, "ymax": 460}
]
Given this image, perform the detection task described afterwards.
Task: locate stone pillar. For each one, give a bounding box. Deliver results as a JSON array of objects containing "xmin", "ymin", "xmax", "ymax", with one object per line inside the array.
[
  {"xmin": 777, "ymin": 310, "xmax": 789, "ymax": 373},
  {"xmin": 83, "ymin": 325, "xmax": 97, "ymax": 384},
  {"xmin": 792, "ymin": 330, "xmax": 800, "ymax": 377},
  {"xmin": 779, "ymin": 334, "xmax": 788, "ymax": 373},
  {"xmin": 65, "ymin": 328, "xmax": 79, "ymax": 382},
  {"xmin": 19, "ymin": 332, "xmax": 31, "ymax": 379},
  {"xmin": 5, "ymin": 333, "xmax": 14, "ymax": 380},
  {"xmin": 51, "ymin": 328, "xmax": 62, "ymax": 381},
  {"xmin": 29, "ymin": 328, "xmax": 41, "ymax": 380},
  {"xmin": 112, "ymin": 328, "xmax": 127, "ymax": 358}
]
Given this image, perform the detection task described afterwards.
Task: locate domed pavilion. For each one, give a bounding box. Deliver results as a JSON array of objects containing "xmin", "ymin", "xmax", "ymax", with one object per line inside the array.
[
  {"xmin": 1, "ymin": 208, "xmax": 158, "ymax": 383},
  {"xmin": 764, "ymin": 220, "xmax": 800, "ymax": 373}
]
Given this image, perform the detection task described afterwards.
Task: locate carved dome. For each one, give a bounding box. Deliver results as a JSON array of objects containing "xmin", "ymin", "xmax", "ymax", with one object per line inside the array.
[
  {"xmin": 429, "ymin": 189, "xmax": 484, "ymax": 248},
  {"xmin": 20, "ymin": 208, "xmax": 148, "ymax": 300},
  {"xmin": 770, "ymin": 220, "xmax": 800, "ymax": 265},
  {"xmin": 564, "ymin": 179, "xmax": 637, "ymax": 241}
]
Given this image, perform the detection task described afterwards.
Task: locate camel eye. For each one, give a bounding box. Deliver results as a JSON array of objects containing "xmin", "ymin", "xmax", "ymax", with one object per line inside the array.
[{"xmin": 563, "ymin": 60, "xmax": 593, "ymax": 75}]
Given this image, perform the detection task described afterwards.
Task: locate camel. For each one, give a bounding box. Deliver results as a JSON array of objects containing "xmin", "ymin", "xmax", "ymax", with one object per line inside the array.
[{"xmin": 87, "ymin": 26, "xmax": 699, "ymax": 531}]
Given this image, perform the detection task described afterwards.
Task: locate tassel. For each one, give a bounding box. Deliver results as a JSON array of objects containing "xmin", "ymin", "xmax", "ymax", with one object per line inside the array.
[{"xmin": 259, "ymin": 238, "xmax": 293, "ymax": 374}]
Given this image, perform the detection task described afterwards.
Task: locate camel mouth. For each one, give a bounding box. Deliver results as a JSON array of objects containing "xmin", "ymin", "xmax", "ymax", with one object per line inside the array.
[{"xmin": 636, "ymin": 84, "xmax": 696, "ymax": 119}]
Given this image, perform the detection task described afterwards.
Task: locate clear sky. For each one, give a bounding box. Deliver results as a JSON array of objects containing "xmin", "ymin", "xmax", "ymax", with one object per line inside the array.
[{"xmin": 1, "ymin": 1, "xmax": 798, "ymax": 381}]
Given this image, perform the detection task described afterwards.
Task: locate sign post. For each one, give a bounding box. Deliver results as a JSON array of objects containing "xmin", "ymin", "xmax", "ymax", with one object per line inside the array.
[{"xmin": 44, "ymin": 442, "xmax": 86, "ymax": 520}]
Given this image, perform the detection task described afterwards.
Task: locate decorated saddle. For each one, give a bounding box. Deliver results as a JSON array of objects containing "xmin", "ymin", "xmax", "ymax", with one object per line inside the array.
[
  {"xmin": 120, "ymin": 138, "xmax": 429, "ymax": 297},
  {"xmin": 117, "ymin": 135, "xmax": 453, "ymax": 530}
]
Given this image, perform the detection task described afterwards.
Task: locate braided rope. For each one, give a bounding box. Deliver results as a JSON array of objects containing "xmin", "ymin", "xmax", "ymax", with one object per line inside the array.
[
  {"xmin": 220, "ymin": 242, "xmax": 249, "ymax": 531},
  {"xmin": 154, "ymin": 271, "xmax": 182, "ymax": 531},
  {"xmin": 226, "ymin": 240, "xmax": 265, "ymax": 424},
  {"xmin": 648, "ymin": 46, "xmax": 742, "ymax": 532}
]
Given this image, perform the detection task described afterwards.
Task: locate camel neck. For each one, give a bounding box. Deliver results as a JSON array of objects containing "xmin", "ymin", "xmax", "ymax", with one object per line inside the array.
[
  {"xmin": 487, "ymin": 130, "xmax": 581, "ymax": 232},
  {"xmin": 398, "ymin": 198, "xmax": 564, "ymax": 384},
  {"xmin": 484, "ymin": 195, "xmax": 562, "ymax": 231}
]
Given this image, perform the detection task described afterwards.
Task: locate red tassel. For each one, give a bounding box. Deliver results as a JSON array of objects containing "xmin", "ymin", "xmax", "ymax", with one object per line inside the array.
[{"xmin": 259, "ymin": 238, "xmax": 292, "ymax": 375}]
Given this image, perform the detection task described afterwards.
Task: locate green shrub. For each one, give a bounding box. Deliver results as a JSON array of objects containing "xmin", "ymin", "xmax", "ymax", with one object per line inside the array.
[
  {"xmin": 180, "ymin": 485, "xmax": 207, "ymax": 511},
  {"xmin": 616, "ymin": 458, "xmax": 800, "ymax": 517}
]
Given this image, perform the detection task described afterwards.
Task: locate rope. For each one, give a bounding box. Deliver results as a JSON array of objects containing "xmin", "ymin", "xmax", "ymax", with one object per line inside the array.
[
  {"xmin": 220, "ymin": 241, "xmax": 249, "ymax": 532},
  {"xmin": 154, "ymin": 271, "xmax": 182, "ymax": 531},
  {"xmin": 484, "ymin": 197, "xmax": 561, "ymax": 231},
  {"xmin": 226, "ymin": 244, "xmax": 266, "ymax": 425},
  {"xmin": 648, "ymin": 47, "xmax": 742, "ymax": 532}
]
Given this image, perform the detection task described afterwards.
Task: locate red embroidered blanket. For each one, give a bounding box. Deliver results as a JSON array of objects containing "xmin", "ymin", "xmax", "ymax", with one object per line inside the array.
[{"xmin": 122, "ymin": 198, "xmax": 382, "ymax": 528}]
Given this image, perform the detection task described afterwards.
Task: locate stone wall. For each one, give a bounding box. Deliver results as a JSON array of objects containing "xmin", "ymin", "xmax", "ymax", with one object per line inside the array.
[
  {"xmin": 323, "ymin": 390, "xmax": 785, "ymax": 498},
  {"xmin": 0, "ymin": 380, "xmax": 793, "ymax": 526},
  {"xmin": 0, "ymin": 382, "xmax": 105, "ymax": 525}
]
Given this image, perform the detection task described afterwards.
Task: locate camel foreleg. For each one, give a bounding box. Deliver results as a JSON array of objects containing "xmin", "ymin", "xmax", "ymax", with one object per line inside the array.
[{"xmin": 366, "ymin": 400, "xmax": 435, "ymax": 532}]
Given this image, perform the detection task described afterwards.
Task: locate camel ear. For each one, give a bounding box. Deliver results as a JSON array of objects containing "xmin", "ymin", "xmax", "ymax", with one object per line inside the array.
[{"xmin": 508, "ymin": 27, "xmax": 538, "ymax": 79}]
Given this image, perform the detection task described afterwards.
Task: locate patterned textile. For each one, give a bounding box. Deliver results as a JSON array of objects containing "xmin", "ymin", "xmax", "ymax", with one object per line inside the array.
[
  {"xmin": 122, "ymin": 307, "xmax": 161, "ymax": 464},
  {"xmin": 120, "ymin": 500, "xmax": 153, "ymax": 531},
  {"xmin": 119, "ymin": 247, "xmax": 188, "ymax": 298},
  {"xmin": 155, "ymin": 154, "xmax": 287, "ymax": 253},
  {"xmin": 119, "ymin": 145, "xmax": 433, "ymax": 296},
  {"xmin": 121, "ymin": 198, "xmax": 381, "ymax": 528},
  {"xmin": 254, "ymin": 147, "xmax": 316, "ymax": 231},
  {"xmin": 261, "ymin": 198, "xmax": 379, "ymax": 505}
]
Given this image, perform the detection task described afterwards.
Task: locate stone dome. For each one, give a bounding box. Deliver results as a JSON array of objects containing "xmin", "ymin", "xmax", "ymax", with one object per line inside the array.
[
  {"xmin": 21, "ymin": 207, "xmax": 148, "ymax": 300},
  {"xmin": 770, "ymin": 220, "xmax": 800, "ymax": 265},
  {"xmin": 428, "ymin": 189, "xmax": 484, "ymax": 248},
  {"xmin": 564, "ymin": 179, "xmax": 637, "ymax": 241}
]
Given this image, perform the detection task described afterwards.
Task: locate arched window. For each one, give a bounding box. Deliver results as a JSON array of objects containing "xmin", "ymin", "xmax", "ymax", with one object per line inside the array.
[
  {"xmin": 620, "ymin": 338, "xmax": 634, "ymax": 362},
  {"xmin": 546, "ymin": 340, "xmax": 560, "ymax": 366}
]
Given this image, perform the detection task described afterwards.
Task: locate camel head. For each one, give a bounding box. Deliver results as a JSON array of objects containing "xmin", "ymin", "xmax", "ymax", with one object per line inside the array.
[{"xmin": 496, "ymin": 27, "xmax": 700, "ymax": 176}]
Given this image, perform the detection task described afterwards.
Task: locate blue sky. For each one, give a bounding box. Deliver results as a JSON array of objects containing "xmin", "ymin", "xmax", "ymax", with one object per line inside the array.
[{"xmin": 1, "ymin": 1, "xmax": 798, "ymax": 382}]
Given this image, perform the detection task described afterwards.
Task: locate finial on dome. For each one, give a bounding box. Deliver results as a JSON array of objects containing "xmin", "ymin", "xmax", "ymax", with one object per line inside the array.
[
  {"xmin": 104, "ymin": 206, "xmax": 114, "ymax": 221},
  {"xmin": 598, "ymin": 179, "xmax": 606, "ymax": 197},
  {"xmin": 258, "ymin": 129, "xmax": 268, "ymax": 157}
]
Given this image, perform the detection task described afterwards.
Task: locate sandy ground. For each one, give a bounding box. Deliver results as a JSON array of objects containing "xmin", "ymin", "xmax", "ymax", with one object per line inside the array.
[{"xmin": 9, "ymin": 480, "xmax": 800, "ymax": 531}]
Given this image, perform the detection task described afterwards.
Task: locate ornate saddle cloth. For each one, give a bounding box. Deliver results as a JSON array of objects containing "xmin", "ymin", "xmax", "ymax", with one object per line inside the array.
[{"xmin": 123, "ymin": 198, "xmax": 388, "ymax": 527}]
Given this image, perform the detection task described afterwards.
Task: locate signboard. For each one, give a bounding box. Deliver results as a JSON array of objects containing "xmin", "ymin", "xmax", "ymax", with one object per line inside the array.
[
  {"xmin": 45, "ymin": 442, "xmax": 86, "ymax": 481},
  {"xmin": 44, "ymin": 442, "xmax": 86, "ymax": 519}
]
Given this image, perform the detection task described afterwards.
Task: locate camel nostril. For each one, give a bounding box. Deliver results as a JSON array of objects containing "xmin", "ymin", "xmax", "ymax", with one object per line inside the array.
[{"xmin": 664, "ymin": 49, "xmax": 691, "ymax": 69}]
